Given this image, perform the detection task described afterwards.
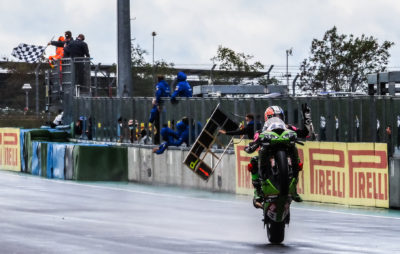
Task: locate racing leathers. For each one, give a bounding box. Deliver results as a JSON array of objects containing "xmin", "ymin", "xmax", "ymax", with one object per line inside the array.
[{"xmin": 246, "ymin": 105, "xmax": 313, "ymax": 205}]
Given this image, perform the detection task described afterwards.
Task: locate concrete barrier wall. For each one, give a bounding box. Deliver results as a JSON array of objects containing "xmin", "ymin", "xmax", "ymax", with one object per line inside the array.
[
  {"xmin": 128, "ymin": 147, "xmax": 237, "ymax": 193},
  {"xmin": 390, "ymin": 157, "xmax": 400, "ymax": 208}
]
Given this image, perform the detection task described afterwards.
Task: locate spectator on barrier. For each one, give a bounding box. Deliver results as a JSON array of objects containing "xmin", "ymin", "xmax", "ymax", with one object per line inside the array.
[
  {"xmin": 149, "ymin": 99, "xmax": 161, "ymax": 144},
  {"xmin": 355, "ymin": 115, "xmax": 360, "ymax": 142},
  {"xmin": 153, "ymin": 117, "xmax": 193, "ymax": 155},
  {"xmin": 117, "ymin": 117, "xmax": 123, "ymax": 142},
  {"xmin": 218, "ymin": 113, "xmax": 258, "ymax": 139},
  {"xmin": 149, "ymin": 100, "xmax": 160, "ymax": 124},
  {"xmin": 73, "ymin": 117, "xmax": 83, "ymax": 137},
  {"xmin": 320, "ymin": 115, "xmax": 326, "ymax": 141},
  {"xmin": 139, "ymin": 129, "xmax": 152, "ymax": 145},
  {"xmin": 155, "ymin": 75, "xmax": 171, "ymax": 105},
  {"xmin": 152, "ymin": 124, "xmax": 179, "ymax": 154},
  {"xmin": 335, "ymin": 116, "xmax": 339, "ymax": 141},
  {"xmin": 170, "ymin": 71, "xmax": 192, "ymax": 103},
  {"xmin": 86, "ymin": 116, "xmax": 93, "ymax": 140},
  {"xmin": 174, "ymin": 118, "xmax": 190, "ymax": 146},
  {"xmin": 53, "ymin": 109, "xmax": 63, "ymax": 127},
  {"xmin": 149, "ymin": 105, "xmax": 160, "ymax": 143},
  {"xmin": 128, "ymin": 119, "xmax": 137, "ymax": 143}
]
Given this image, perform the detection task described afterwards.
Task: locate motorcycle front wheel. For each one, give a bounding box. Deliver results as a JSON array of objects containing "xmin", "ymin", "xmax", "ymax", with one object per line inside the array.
[{"xmin": 266, "ymin": 221, "xmax": 285, "ymax": 244}]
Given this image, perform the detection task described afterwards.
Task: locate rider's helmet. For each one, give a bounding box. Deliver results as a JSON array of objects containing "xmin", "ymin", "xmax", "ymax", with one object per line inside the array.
[{"xmin": 264, "ymin": 106, "xmax": 285, "ymax": 121}]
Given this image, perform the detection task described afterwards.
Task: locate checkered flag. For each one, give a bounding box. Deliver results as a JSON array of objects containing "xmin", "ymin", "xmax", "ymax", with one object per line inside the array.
[{"xmin": 11, "ymin": 43, "xmax": 46, "ymax": 63}]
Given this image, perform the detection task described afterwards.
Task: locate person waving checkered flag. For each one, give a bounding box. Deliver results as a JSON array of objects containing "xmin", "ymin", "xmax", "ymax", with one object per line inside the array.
[{"xmin": 11, "ymin": 43, "xmax": 46, "ymax": 63}]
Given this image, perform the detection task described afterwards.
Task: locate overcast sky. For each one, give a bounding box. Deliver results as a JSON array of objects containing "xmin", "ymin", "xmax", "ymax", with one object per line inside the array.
[{"xmin": 1, "ymin": 0, "xmax": 400, "ymax": 76}]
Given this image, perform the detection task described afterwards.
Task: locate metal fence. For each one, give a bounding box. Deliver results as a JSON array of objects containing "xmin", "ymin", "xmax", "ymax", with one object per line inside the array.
[
  {"xmin": 46, "ymin": 58, "xmax": 109, "ymax": 106},
  {"xmin": 64, "ymin": 95, "xmax": 400, "ymax": 153}
]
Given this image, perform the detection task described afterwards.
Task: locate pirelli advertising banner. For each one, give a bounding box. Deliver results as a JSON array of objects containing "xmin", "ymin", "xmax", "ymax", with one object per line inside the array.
[
  {"xmin": 0, "ymin": 128, "xmax": 20, "ymax": 171},
  {"xmin": 234, "ymin": 139, "xmax": 389, "ymax": 208}
]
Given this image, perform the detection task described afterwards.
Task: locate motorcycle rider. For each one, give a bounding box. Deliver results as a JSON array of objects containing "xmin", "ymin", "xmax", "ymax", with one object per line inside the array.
[{"xmin": 246, "ymin": 104, "xmax": 313, "ymax": 206}]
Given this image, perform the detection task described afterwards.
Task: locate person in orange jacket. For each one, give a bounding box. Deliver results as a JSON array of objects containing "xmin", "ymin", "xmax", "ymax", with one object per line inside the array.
[{"xmin": 48, "ymin": 36, "xmax": 65, "ymax": 69}]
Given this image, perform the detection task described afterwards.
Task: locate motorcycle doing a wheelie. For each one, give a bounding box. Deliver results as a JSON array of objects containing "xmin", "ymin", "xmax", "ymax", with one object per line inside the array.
[{"xmin": 245, "ymin": 117, "xmax": 303, "ymax": 244}]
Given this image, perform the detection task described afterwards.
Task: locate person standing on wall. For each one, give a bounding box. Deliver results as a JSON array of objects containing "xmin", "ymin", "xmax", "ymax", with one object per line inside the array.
[{"xmin": 64, "ymin": 34, "xmax": 90, "ymax": 88}]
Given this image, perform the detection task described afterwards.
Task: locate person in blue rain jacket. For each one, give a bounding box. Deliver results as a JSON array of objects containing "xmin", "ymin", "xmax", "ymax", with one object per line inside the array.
[
  {"xmin": 170, "ymin": 71, "xmax": 192, "ymax": 102},
  {"xmin": 152, "ymin": 118, "xmax": 190, "ymax": 154},
  {"xmin": 173, "ymin": 119, "xmax": 189, "ymax": 147},
  {"xmin": 155, "ymin": 75, "xmax": 171, "ymax": 105},
  {"xmin": 152, "ymin": 124, "xmax": 178, "ymax": 154}
]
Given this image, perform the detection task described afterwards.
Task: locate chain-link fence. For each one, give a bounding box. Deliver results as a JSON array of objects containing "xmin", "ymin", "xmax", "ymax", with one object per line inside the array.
[{"xmin": 63, "ymin": 96, "xmax": 400, "ymax": 153}]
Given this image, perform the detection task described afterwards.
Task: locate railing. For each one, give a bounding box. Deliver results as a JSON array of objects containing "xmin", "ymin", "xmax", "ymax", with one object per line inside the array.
[{"xmin": 45, "ymin": 58, "xmax": 115, "ymax": 110}]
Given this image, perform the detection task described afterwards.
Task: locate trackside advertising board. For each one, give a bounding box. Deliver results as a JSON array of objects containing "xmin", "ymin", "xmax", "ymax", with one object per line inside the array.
[
  {"xmin": 234, "ymin": 140, "xmax": 389, "ymax": 208},
  {"xmin": 0, "ymin": 128, "xmax": 20, "ymax": 171}
]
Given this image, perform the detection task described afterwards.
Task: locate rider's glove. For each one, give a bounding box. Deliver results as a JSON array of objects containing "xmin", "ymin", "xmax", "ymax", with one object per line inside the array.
[
  {"xmin": 301, "ymin": 103, "xmax": 313, "ymax": 136},
  {"xmin": 301, "ymin": 103, "xmax": 312, "ymax": 125},
  {"xmin": 245, "ymin": 141, "xmax": 259, "ymax": 153}
]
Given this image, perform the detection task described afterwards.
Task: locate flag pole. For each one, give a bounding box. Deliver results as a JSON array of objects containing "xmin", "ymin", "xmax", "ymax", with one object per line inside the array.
[{"xmin": 34, "ymin": 35, "xmax": 54, "ymax": 117}]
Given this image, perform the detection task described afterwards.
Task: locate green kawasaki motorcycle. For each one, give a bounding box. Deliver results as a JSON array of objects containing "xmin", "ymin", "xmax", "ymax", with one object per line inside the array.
[{"xmin": 245, "ymin": 117, "xmax": 302, "ymax": 244}]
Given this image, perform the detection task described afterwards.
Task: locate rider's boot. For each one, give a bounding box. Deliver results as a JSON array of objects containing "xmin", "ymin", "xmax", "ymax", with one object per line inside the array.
[
  {"xmin": 292, "ymin": 162, "xmax": 303, "ymax": 202},
  {"xmin": 293, "ymin": 185, "xmax": 303, "ymax": 202},
  {"xmin": 248, "ymin": 157, "xmax": 263, "ymax": 208},
  {"xmin": 252, "ymin": 177, "xmax": 263, "ymax": 209}
]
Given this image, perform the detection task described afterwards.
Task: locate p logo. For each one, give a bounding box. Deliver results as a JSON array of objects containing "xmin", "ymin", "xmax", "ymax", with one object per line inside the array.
[{"xmin": 189, "ymin": 159, "xmax": 199, "ymax": 169}]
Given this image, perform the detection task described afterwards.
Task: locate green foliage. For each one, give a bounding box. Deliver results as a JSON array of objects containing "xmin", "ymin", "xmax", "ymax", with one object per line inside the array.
[
  {"xmin": 257, "ymin": 76, "xmax": 281, "ymax": 86},
  {"xmin": 299, "ymin": 26, "xmax": 394, "ymax": 93},
  {"xmin": 130, "ymin": 40, "xmax": 175, "ymax": 96},
  {"xmin": 210, "ymin": 45, "xmax": 265, "ymax": 84},
  {"xmin": 131, "ymin": 42, "xmax": 148, "ymax": 68},
  {"xmin": 211, "ymin": 45, "xmax": 264, "ymax": 72},
  {"xmin": 0, "ymin": 61, "xmax": 46, "ymax": 109}
]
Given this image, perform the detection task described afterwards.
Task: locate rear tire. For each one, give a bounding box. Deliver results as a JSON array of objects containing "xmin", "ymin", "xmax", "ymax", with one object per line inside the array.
[{"xmin": 267, "ymin": 221, "xmax": 285, "ymax": 244}]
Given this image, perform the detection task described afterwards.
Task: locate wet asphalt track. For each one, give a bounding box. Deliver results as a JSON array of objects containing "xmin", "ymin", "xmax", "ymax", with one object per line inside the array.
[{"xmin": 1, "ymin": 170, "xmax": 400, "ymax": 254}]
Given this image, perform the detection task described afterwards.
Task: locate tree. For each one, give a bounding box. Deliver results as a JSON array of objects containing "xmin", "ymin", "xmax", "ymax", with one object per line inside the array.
[
  {"xmin": 0, "ymin": 61, "xmax": 46, "ymax": 110},
  {"xmin": 130, "ymin": 40, "xmax": 174, "ymax": 96},
  {"xmin": 257, "ymin": 76, "xmax": 281, "ymax": 86},
  {"xmin": 299, "ymin": 26, "xmax": 394, "ymax": 93},
  {"xmin": 210, "ymin": 45, "xmax": 265, "ymax": 84},
  {"xmin": 131, "ymin": 41, "xmax": 148, "ymax": 68}
]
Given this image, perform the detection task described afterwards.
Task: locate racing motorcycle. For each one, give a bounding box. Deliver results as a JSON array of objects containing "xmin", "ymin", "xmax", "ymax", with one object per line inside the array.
[{"xmin": 245, "ymin": 117, "xmax": 303, "ymax": 244}]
